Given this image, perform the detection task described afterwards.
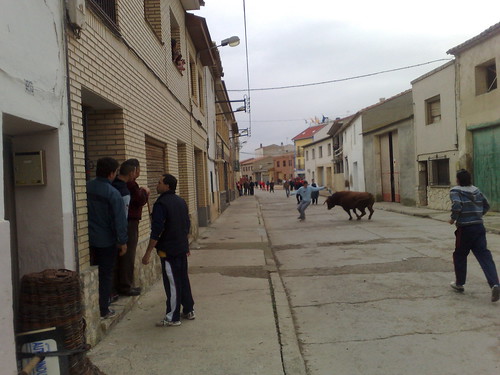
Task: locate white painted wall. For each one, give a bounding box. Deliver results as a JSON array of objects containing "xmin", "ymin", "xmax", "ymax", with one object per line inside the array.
[
  {"xmin": 304, "ymin": 136, "xmax": 332, "ymax": 186},
  {"xmin": 412, "ymin": 62, "xmax": 458, "ymax": 208},
  {"xmin": 0, "ymin": 0, "xmax": 72, "ymax": 371},
  {"xmin": 342, "ymin": 116, "xmax": 366, "ymax": 191}
]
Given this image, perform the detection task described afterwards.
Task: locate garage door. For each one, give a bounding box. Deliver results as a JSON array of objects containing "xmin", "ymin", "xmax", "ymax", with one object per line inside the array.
[
  {"xmin": 473, "ymin": 124, "xmax": 500, "ymax": 211},
  {"xmin": 145, "ymin": 138, "xmax": 166, "ymax": 204}
]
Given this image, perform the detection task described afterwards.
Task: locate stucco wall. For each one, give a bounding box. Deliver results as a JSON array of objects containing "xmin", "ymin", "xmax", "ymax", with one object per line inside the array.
[
  {"xmin": 0, "ymin": 0, "xmax": 72, "ymax": 372},
  {"xmin": 454, "ymin": 33, "xmax": 500, "ymax": 167},
  {"xmin": 343, "ymin": 117, "xmax": 365, "ymax": 191},
  {"xmin": 362, "ymin": 91, "xmax": 416, "ymax": 205}
]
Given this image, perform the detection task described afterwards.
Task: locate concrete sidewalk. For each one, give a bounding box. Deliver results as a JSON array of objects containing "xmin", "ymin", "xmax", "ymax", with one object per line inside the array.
[{"xmin": 88, "ymin": 195, "xmax": 306, "ymax": 375}]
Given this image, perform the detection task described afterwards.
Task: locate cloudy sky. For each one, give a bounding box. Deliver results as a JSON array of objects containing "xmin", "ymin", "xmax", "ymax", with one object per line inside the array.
[{"xmin": 193, "ymin": 1, "xmax": 499, "ymax": 158}]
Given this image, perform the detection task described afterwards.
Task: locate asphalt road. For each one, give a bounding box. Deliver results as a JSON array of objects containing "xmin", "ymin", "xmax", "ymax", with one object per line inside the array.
[{"xmin": 257, "ymin": 188, "xmax": 500, "ymax": 375}]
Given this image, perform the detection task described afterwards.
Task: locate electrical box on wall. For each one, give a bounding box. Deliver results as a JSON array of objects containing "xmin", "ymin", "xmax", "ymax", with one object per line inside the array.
[
  {"xmin": 66, "ymin": 0, "xmax": 86, "ymax": 29},
  {"xmin": 14, "ymin": 151, "xmax": 47, "ymax": 186}
]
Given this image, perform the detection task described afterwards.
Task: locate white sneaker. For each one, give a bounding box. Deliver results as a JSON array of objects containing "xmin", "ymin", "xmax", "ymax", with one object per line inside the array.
[
  {"xmin": 450, "ymin": 282, "xmax": 464, "ymax": 292},
  {"xmin": 183, "ymin": 311, "xmax": 196, "ymax": 320},
  {"xmin": 155, "ymin": 318, "xmax": 181, "ymax": 327}
]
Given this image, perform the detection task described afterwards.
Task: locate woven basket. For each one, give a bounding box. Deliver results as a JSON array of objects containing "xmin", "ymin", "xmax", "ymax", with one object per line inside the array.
[{"xmin": 18, "ymin": 269, "xmax": 106, "ymax": 375}]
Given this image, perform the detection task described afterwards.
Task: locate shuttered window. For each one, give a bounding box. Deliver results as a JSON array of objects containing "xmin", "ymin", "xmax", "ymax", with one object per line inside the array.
[
  {"xmin": 426, "ymin": 95, "xmax": 441, "ymax": 125},
  {"xmin": 145, "ymin": 138, "xmax": 167, "ymax": 203}
]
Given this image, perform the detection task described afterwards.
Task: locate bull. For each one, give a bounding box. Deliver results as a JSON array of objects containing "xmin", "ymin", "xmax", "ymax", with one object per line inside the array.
[{"xmin": 324, "ymin": 191, "xmax": 375, "ymax": 220}]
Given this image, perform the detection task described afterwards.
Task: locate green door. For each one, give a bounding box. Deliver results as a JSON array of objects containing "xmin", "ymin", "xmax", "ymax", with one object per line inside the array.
[{"xmin": 473, "ymin": 125, "xmax": 500, "ymax": 211}]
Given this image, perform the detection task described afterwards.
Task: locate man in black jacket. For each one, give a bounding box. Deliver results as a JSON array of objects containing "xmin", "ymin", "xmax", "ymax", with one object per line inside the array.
[{"xmin": 142, "ymin": 174, "xmax": 195, "ymax": 326}]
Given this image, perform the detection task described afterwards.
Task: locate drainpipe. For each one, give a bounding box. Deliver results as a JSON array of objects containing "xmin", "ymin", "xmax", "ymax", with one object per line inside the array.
[{"xmin": 63, "ymin": 21, "xmax": 80, "ymax": 274}]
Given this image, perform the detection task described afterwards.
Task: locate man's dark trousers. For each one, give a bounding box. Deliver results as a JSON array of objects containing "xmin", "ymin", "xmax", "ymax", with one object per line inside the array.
[
  {"xmin": 453, "ymin": 224, "xmax": 499, "ymax": 287},
  {"xmin": 115, "ymin": 219, "xmax": 139, "ymax": 293},
  {"xmin": 160, "ymin": 254, "xmax": 194, "ymax": 322},
  {"xmin": 93, "ymin": 245, "xmax": 119, "ymax": 316}
]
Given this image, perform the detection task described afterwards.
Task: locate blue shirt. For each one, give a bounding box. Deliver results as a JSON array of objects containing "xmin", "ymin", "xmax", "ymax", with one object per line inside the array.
[
  {"xmin": 291, "ymin": 185, "xmax": 325, "ymax": 202},
  {"xmin": 87, "ymin": 177, "xmax": 128, "ymax": 247}
]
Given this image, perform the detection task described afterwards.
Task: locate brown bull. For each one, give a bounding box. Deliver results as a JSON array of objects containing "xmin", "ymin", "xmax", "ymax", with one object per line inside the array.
[{"xmin": 324, "ymin": 191, "xmax": 375, "ymax": 220}]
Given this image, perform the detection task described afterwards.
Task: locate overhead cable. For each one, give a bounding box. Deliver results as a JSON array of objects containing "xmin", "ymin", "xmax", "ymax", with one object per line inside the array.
[{"xmin": 227, "ymin": 58, "xmax": 453, "ymax": 92}]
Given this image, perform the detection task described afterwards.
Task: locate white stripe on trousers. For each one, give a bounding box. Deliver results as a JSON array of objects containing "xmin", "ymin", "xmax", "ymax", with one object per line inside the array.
[{"xmin": 164, "ymin": 260, "xmax": 177, "ymax": 322}]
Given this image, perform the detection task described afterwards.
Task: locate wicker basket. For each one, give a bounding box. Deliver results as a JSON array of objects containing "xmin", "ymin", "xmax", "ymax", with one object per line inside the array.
[{"xmin": 18, "ymin": 269, "xmax": 106, "ymax": 375}]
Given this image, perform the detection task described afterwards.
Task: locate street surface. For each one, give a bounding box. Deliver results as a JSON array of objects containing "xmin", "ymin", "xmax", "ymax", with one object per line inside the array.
[
  {"xmin": 258, "ymin": 187, "xmax": 499, "ymax": 375},
  {"xmin": 89, "ymin": 187, "xmax": 499, "ymax": 375}
]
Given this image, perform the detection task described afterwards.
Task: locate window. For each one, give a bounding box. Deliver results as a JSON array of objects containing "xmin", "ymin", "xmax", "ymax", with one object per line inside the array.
[
  {"xmin": 327, "ymin": 143, "xmax": 331, "ymax": 156},
  {"xmin": 475, "ymin": 59, "xmax": 497, "ymax": 95},
  {"xmin": 312, "ymin": 149, "xmax": 315, "ymax": 160},
  {"xmin": 198, "ymin": 70, "xmax": 204, "ymax": 109},
  {"xmin": 306, "ymin": 151, "xmax": 309, "ymax": 161},
  {"xmin": 289, "ymin": 159, "xmax": 292, "ymax": 167},
  {"xmin": 429, "ymin": 158, "xmax": 450, "ymax": 186},
  {"xmin": 277, "ymin": 161, "xmax": 280, "ymax": 167},
  {"xmin": 425, "ymin": 95, "xmax": 441, "ymax": 125},
  {"xmin": 88, "ymin": 0, "xmax": 118, "ymax": 29},
  {"xmin": 319, "ymin": 146, "xmax": 323, "ymax": 158},
  {"xmin": 190, "ymin": 58, "xmax": 197, "ymax": 101},
  {"xmin": 170, "ymin": 12, "xmax": 185, "ymax": 72},
  {"xmin": 144, "ymin": 0, "xmax": 162, "ymax": 41}
]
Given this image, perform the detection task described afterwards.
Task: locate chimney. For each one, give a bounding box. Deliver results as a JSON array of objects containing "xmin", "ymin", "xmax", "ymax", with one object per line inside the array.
[{"xmin": 260, "ymin": 143, "xmax": 262, "ymax": 148}]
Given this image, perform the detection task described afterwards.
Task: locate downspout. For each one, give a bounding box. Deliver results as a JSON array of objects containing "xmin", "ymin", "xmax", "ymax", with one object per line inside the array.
[{"xmin": 63, "ymin": 19, "xmax": 80, "ymax": 273}]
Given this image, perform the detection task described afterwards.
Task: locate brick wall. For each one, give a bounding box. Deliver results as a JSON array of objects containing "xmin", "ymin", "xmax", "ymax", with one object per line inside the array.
[{"xmin": 67, "ymin": 0, "xmax": 207, "ymax": 343}]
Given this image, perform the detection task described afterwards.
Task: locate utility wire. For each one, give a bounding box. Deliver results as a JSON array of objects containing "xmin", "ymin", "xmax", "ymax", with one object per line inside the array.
[{"xmin": 228, "ymin": 58, "xmax": 452, "ymax": 92}]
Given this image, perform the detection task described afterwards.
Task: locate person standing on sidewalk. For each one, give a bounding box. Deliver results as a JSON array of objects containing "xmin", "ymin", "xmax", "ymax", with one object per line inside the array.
[
  {"xmin": 114, "ymin": 158, "xmax": 150, "ymax": 297},
  {"xmin": 291, "ymin": 180, "xmax": 326, "ymax": 221},
  {"xmin": 448, "ymin": 169, "xmax": 499, "ymax": 302},
  {"xmin": 87, "ymin": 157, "xmax": 128, "ymax": 318},
  {"xmin": 142, "ymin": 174, "xmax": 195, "ymax": 326}
]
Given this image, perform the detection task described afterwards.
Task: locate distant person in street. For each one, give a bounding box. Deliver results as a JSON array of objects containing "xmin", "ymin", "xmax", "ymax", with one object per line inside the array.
[
  {"xmin": 449, "ymin": 169, "xmax": 499, "ymax": 302},
  {"xmin": 115, "ymin": 159, "xmax": 150, "ymax": 297},
  {"xmin": 291, "ymin": 180, "xmax": 326, "ymax": 221},
  {"xmin": 269, "ymin": 180, "xmax": 275, "ymax": 193},
  {"xmin": 87, "ymin": 157, "xmax": 128, "ymax": 319},
  {"xmin": 295, "ymin": 179, "xmax": 303, "ymax": 203},
  {"xmin": 311, "ymin": 179, "xmax": 319, "ymax": 205},
  {"xmin": 249, "ymin": 178, "xmax": 255, "ymax": 195},
  {"xmin": 283, "ymin": 180, "xmax": 290, "ymax": 198},
  {"xmin": 142, "ymin": 174, "xmax": 195, "ymax": 326}
]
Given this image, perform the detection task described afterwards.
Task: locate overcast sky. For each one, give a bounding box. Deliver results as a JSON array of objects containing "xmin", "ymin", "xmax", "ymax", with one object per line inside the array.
[{"xmin": 193, "ymin": 1, "xmax": 499, "ymax": 159}]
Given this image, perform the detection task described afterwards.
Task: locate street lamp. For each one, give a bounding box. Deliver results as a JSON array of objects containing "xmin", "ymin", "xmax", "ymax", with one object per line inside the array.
[
  {"xmin": 198, "ymin": 36, "xmax": 240, "ymax": 58},
  {"xmin": 220, "ymin": 36, "xmax": 240, "ymax": 47}
]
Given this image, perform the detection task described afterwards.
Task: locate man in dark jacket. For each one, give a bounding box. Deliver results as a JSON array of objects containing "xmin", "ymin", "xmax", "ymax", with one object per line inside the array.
[
  {"xmin": 142, "ymin": 174, "xmax": 195, "ymax": 326},
  {"xmin": 87, "ymin": 157, "xmax": 128, "ymax": 318}
]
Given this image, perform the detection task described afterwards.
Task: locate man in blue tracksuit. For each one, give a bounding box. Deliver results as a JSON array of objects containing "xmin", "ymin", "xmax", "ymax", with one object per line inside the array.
[
  {"xmin": 291, "ymin": 180, "xmax": 326, "ymax": 221},
  {"xmin": 449, "ymin": 169, "xmax": 499, "ymax": 302},
  {"xmin": 142, "ymin": 174, "xmax": 195, "ymax": 326},
  {"xmin": 87, "ymin": 157, "xmax": 128, "ymax": 318}
]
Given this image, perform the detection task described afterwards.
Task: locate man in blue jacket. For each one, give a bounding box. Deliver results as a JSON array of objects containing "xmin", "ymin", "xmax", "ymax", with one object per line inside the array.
[
  {"xmin": 449, "ymin": 169, "xmax": 499, "ymax": 302},
  {"xmin": 291, "ymin": 180, "xmax": 325, "ymax": 221},
  {"xmin": 87, "ymin": 157, "xmax": 128, "ymax": 318},
  {"xmin": 142, "ymin": 174, "xmax": 195, "ymax": 326}
]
